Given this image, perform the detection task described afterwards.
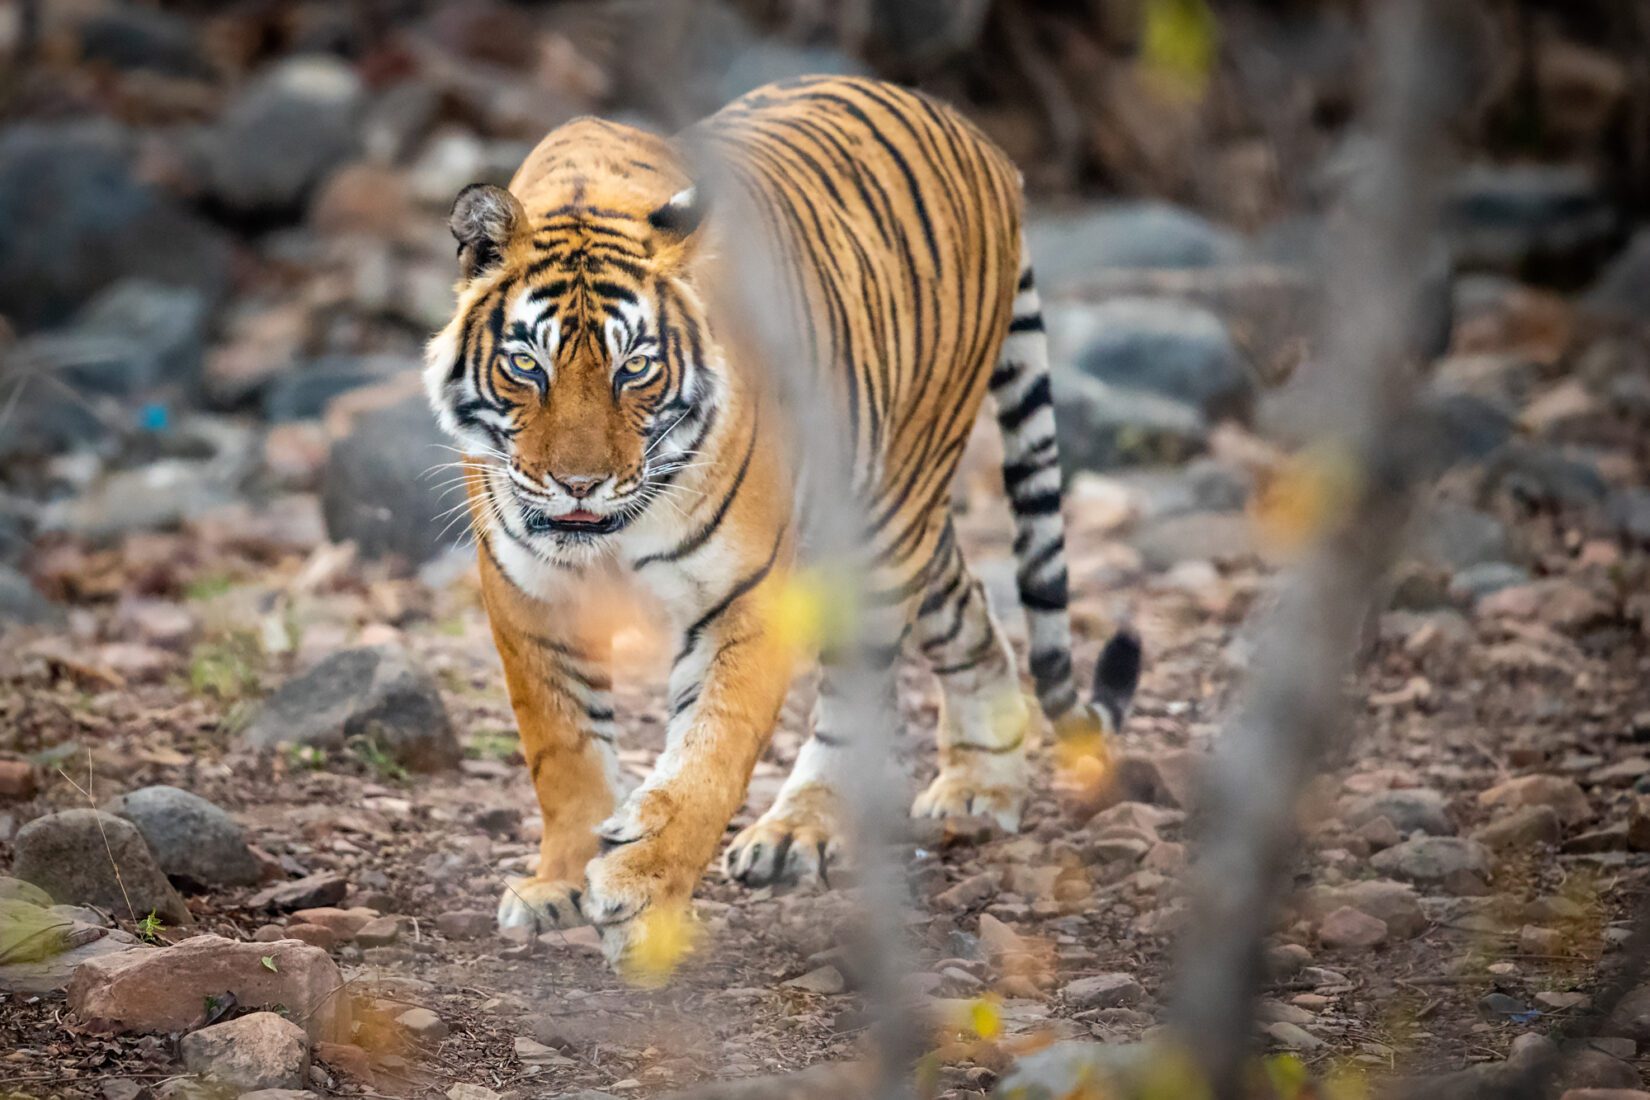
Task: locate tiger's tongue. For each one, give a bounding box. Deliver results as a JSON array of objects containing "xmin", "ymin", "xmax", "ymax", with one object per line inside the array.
[{"xmin": 557, "ymin": 509, "xmax": 601, "ymax": 523}]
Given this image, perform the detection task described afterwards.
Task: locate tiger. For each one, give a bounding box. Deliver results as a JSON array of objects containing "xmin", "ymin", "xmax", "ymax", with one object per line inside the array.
[{"xmin": 424, "ymin": 74, "xmax": 1141, "ymax": 969}]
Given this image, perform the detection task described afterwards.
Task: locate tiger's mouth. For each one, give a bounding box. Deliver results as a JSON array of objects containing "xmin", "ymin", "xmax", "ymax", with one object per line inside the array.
[{"xmin": 521, "ymin": 506, "xmax": 632, "ymax": 537}]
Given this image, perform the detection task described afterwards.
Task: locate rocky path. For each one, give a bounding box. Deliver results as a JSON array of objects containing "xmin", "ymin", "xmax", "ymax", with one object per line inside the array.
[{"xmin": 4, "ymin": 350, "xmax": 1650, "ymax": 1098}]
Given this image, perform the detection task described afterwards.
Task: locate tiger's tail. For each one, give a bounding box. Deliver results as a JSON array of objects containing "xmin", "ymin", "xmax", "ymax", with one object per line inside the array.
[{"xmin": 989, "ymin": 243, "xmax": 1141, "ymax": 739}]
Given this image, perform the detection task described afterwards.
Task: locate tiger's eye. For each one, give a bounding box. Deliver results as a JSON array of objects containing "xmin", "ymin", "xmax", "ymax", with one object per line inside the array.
[
  {"xmin": 615, "ymin": 356, "xmax": 659, "ymax": 387},
  {"xmin": 510, "ymin": 353, "xmax": 540, "ymax": 374}
]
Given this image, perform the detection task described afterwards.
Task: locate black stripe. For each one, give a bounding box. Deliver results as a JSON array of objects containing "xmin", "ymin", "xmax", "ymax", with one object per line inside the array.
[
  {"xmin": 1011, "ymin": 490, "xmax": 1062, "ymax": 517},
  {"xmin": 997, "ymin": 375, "xmax": 1051, "ymax": 432},
  {"xmin": 1008, "ymin": 313, "xmax": 1044, "ymax": 334},
  {"xmin": 1019, "ymin": 571, "xmax": 1069, "ymax": 612},
  {"xmin": 676, "ymin": 526, "xmax": 786, "ymax": 662},
  {"xmin": 1017, "ymin": 268, "xmax": 1034, "ymax": 291}
]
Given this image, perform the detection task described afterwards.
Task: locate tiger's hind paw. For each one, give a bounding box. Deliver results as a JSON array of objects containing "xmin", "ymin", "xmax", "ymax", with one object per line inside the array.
[
  {"xmin": 723, "ymin": 787, "xmax": 847, "ymax": 889},
  {"xmin": 911, "ymin": 768, "xmax": 1027, "ymax": 833}
]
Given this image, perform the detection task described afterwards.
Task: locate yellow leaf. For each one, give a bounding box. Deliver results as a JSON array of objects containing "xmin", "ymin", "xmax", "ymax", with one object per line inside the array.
[
  {"xmin": 1142, "ymin": 0, "xmax": 1218, "ymax": 99},
  {"xmin": 764, "ymin": 567, "xmax": 859, "ymax": 652},
  {"xmin": 1265, "ymin": 1053, "xmax": 1309, "ymax": 1099},
  {"xmin": 1251, "ymin": 445, "xmax": 1362, "ymax": 555},
  {"xmin": 620, "ymin": 904, "xmax": 698, "ymax": 988},
  {"xmin": 969, "ymin": 995, "xmax": 1003, "ymax": 1040}
]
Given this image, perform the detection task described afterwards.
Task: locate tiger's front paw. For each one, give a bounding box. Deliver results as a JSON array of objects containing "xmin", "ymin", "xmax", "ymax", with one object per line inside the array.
[
  {"xmin": 581, "ymin": 838, "xmax": 701, "ymax": 979},
  {"xmin": 723, "ymin": 784, "xmax": 846, "ymax": 888},
  {"xmin": 912, "ymin": 758, "xmax": 1029, "ymax": 833},
  {"xmin": 496, "ymin": 876, "xmax": 587, "ymax": 934}
]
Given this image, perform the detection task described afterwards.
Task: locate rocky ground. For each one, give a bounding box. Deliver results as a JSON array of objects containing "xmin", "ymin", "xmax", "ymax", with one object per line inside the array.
[{"xmin": 4, "ymin": 2, "xmax": 1650, "ymax": 1099}]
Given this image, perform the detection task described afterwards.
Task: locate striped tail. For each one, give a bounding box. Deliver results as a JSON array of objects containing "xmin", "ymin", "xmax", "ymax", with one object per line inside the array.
[{"xmin": 990, "ymin": 246, "xmax": 1141, "ymax": 738}]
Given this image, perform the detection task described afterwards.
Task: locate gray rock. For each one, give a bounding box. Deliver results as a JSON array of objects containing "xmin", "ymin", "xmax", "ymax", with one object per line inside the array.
[
  {"xmin": 321, "ymin": 394, "xmax": 466, "ymax": 564},
  {"xmin": 203, "ymin": 56, "xmax": 364, "ymax": 215},
  {"xmin": 0, "ymin": 564, "xmax": 61, "ymax": 628},
  {"xmin": 1417, "ymin": 390, "xmax": 1515, "ymax": 467},
  {"xmin": 1304, "ymin": 879, "xmax": 1427, "ymax": 940},
  {"xmin": 72, "ymin": 279, "xmax": 208, "ymax": 395},
  {"xmin": 1610, "ymin": 984, "xmax": 1650, "ymax": 1043},
  {"xmin": 1608, "ymin": 487, "xmax": 1650, "ymax": 545},
  {"xmin": 246, "ymin": 872, "xmax": 348, "ymax": 912},
  {"xmin": 75, "ymin": 3, "xmax": 209, "ymax": 77},
  {"xmin": 12, "ymin": 809, "xmax": 189, "ymax": 923},
  {"xmin": 179, "ymin": 1011, "xmax": 310, "ymax": 1092},
  {"xmin": 1444, "ymin": 163, "xmax": 1620, "ymax": 283},
  {"xmin": 1404, "ymin": 1062, "xmax": 1520, "ymax": 1100},
  {"xmin": 1488, "ymin": 442, "xmax": 1609, "ymax": 509},
  {"xmin": 1054, "ymin": 297, "xmax": 1254, "ymax": 422},
  {"xmin": 1449, "ymin": 562, "xmax": 1532, "ymax": 603},
  {"xmin": 103, "ymin": 786, "xmax": 261, "ymax": 889},
  {"xmin": 0, "ymin": 120, "xmax": 232, "ymax": 330},
  {"xmin": 44, "ymin": 459, "xmax": 243, "ymax": 542},
  {"xmin": 241, "ymin": 645, "xmax": 459, "ymax": 771},
  {"xmin": 1370, "ymin": 836, "xmax": 1493, "ymax": 895},
  {"xmin": 1053, "ymin": 371, "xmax": 1207, "ymax": 475},
  {"xmin": 1062, "ymin": 972, "xmax": 1142, "ymax": 1009},
  {"xmin": 262, "ymin": 356, "xmax": 400, "ymax": 422},
  {"xmin": 1411, "ymin": 503, "xmax": 1512, "ymax": 572},
  {"xmin": 1584, "ymin": 225, "xmax": 1650, "ymax": 320},
  {"xmin": 1129, "ymin": 512, "xmax": 1257, "ymax": 571},
  {"xmin": 1552, "ymin": 1047, "xmax": 1641, "ymax": 1091},
  {"xmin": 1028, "ymin": 203, "xmax": 1244, "ymax": 284},
  {"xmin": 1344, "ymin": 788, "xmax": 1454, "ymax": 837},
  {"xmin": 1473, "ymin": 805, "xmax": 1562, "ymax": 851}
]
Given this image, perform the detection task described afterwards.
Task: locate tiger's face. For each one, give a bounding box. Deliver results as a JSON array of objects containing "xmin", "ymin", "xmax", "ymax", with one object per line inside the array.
[{"xmin": 424, "ymin": 135, "xmax": 716, "ymax": 566}]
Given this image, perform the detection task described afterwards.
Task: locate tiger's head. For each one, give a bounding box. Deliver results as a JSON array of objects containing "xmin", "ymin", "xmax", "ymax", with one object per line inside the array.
[{"xmin": 424, "ymin": 119, "xmax": 718, "ymax": 565}]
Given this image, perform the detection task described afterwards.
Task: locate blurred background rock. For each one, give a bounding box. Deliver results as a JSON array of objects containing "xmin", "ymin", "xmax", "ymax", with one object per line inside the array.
[{"xmin": 0, "ymin": 0, "xmax": 1646, "ymax": 571}]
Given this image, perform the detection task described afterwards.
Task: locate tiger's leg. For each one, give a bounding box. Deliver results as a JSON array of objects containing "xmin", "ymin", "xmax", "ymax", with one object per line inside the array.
[
  {"xmin": 579, "ymin": 536, "xmax": 797, "ymax": 968},
  {"xmin": 721, "ymin": 652, "xmax": 898, "ymax": 888},
  {"xmin": 723, "ymin": 543, "xmax": 927, "ymax": 889},
  {"xmin": 481, "ymin": 549, "xmax": 621, "ymax": 933},
  {"xmin": 910, "ymin": 520, "xmax": 1033, "ymax": 832}
]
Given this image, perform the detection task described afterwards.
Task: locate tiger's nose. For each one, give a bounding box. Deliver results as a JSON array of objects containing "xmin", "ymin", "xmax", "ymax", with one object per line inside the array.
[{"xmin": 555, "ymin": 474, "xmax": 605, "ymax": 499}]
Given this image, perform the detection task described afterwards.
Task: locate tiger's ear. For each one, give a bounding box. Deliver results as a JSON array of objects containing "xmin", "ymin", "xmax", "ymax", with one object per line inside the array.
[
  {"xmin": 648, "ymin": 186, "xmax": 708, "ymax": 244},
  {"xmin": 450, "ymin": 183, "xmax": 527, "ymax": 281}
]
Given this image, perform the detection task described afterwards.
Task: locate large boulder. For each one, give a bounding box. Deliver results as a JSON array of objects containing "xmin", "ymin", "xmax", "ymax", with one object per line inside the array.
[
  {"xmin": 68, "ymin": 934, "xmax": 351, "ymax": 1042},
  {"xmin": 0, "ymin": 120, "xmax": 232, "ymax": 330},
  {"xmin": 12, "ymin": 809, "xmax": 189, "ymax": 924},
  {"xmin": 201, "ymin": 56, "xmax": 365, "ymax": 216},
  {"xmin": 241, "ymin": 645, "xmax": 460, "ymax": 771},
  {"xmin": 321, "ymin": 392, "xmax": 466, "ymax": 563},
  {"xmin": 103, "ymin": 786, "xmax": 261, "ymax": 889}
]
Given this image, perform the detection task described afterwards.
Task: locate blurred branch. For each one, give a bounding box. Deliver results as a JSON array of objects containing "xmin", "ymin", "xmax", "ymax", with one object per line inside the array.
[{"xmin": 1167, "ymin": 1, "xmax": 1467, "ymax": 1094}]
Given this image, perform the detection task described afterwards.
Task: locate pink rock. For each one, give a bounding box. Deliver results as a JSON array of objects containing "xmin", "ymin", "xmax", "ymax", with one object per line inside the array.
[
  {"xmin": 1318, "ymin": 906, "xmax": 1388, "ymax": 950},
  {"xmin": 1478, "ymin": 774, "xmax": 1593, "ymax": 827},
  {"xmin": 68, "ymin": 934, "xmax": 351, "ymax": 1042}
]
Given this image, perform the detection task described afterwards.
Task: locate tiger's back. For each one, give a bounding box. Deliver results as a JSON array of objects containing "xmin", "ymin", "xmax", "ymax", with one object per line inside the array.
[{"xmin": 697, "ymin": 76, "xmax": 1026, "ymax": 506}]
